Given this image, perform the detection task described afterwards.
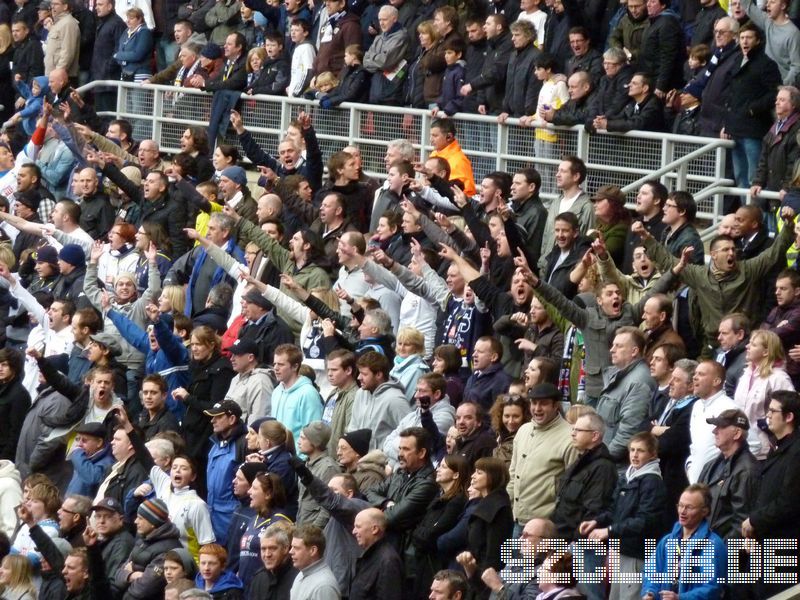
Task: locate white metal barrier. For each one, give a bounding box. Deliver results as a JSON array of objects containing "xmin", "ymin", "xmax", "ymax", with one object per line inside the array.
[{"xmin": 80, "ymin": 80, "xmax": 736, "ymax": 223}]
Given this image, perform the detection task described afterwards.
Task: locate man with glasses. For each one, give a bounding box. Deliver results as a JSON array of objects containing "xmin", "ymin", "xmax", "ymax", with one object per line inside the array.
[
  {"xmin": 642, "ymin": 484, "xmax": 727, "ymax": 600},
  {"xmin": 632, "ymin": 205, "xmax": 796, "ymax": 354},
  {"xmin": 550, "ymin": 411, "xmax": 617, "ymax": 600},
  {"xmin": 508, "ymin": 383, "xmax": 577, "ymax": 537},
  {"xmin": 697, "ymin": 17, "xmax": 740, "ymax": 138},
  {"xmin": 57, "ymin": 494, "xmax": 91, "ymax": 547},
  {"xmin": 742, "ymin": 391, "xmax": 800, "ymax": 597},
  {"xmin": 587, "ymin": 47, "xmax": 634, "ymax": 127},
  {"xmin": 660, "ymin": 191, "xmax": 704, "ymax": 265}
]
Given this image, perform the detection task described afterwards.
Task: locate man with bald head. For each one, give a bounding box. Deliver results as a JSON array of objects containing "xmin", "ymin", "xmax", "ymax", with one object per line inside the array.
[
  {"xmin": 257, "ymin": 194, "xmax": 282, "ymax": 224},
  {"xmin": 364, "ymin": 5, "xmax": 409, "ymax": 105},
  {"xmin": 350, "ymin": 507, "xmax": 403, "ymax": 599},
  {"xmin": 541, "ymin": 70, "xmax": 595, "ymax": 126},
  {"xmin": 75, "ymin": 168, "xmax": 114, "ymax": 239}
]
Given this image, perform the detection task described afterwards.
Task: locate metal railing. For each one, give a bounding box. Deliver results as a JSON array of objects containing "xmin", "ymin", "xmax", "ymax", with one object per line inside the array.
[{"xmin": 80, "ymin": 80, "xmax": 736, "ymax": 223}]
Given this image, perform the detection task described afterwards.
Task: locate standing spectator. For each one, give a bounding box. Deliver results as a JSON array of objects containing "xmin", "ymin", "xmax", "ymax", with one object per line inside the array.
[
  {"xmin": 698, "ymin": 409, "xmax": 757, "ymax": 539},
  {"xmin": 453, "ymin": 402, "xmax": 497, "ymax": 467},
  {"xmin": 248, "ymin": 522, "xmax": 299, "ymax": 599},
  {"xmin": 696, "ymin": 17, "xmax": 740, "ymax": 138},
  {"xmin": 716, "ymin": 314, "xmax": 749, "ymax": 398},
  {"xmin": 313, "ymin": 0, "xmax": 360, "ymax": 76},
  {"xmin": 742, "ymin": 391, "xmax": 800, "ymax": 597},
  {"xmin": 539, "ymin": 156, "xmax": 593, "ymax": 257},
  {"xmin": 113, "ymin": 7, "xmax": 153, "ymax": 86},
  {"xmin": 349, "ymin": 508, "xmax": 403, "ymax": 600},
  {"xmin": 288, "ymin": 524, "xmax": 340, "ymax": 599},
  {"xmin": 204, "ymin": 399, "xmax": 248, "ymax": 545},
  {"xmin": 471, "ymin": 14, "xmax": 513, "ymax": 117},
  {"xmin": 44, "ymin": 0, "xmax": 80, "ymax": 78},
  {"xmin": 11, "ymin": 20, "xmax": 44, "ymax": 84},
  {"xmin": 722, "ymin": 23, "xmax": 782, "ymax": 189},
  {"xmin": 587, "ymin": 47, "xmax": 634, "ymax": 129},
  {"xmin": 363, "ymin": 6, "xmax": 409, "ymax": 105},
  {"xmin": 740, "ymin": 0, "xmax": 800, "ymax": 85},
  {"xmin": 498, "ymin": 21, "xmax": 540, "ymax": 120},
  {"xmin": 204, "ymin": 0, "xmax": 240, "ymax": 45},
  {"xmin": 296, "ymin": 421, "xmax": 341, "ymax": 527},
  {"xmin": 690, "ymin": 0, "xmax": 726, "ymax": 46},
  {"xmin": 637, "ymin": 0, "xmax": 684, "ymax": 98},
  {"xmin": 763, "ymin": 270, "xmax": 800, "ymax": 388},
  {"xmin": 194, "ymin": 544, "xmax": 244, "ymax": 598},
  {"xmin": 565, "ymin": 26, "xmax": 603, "ymax": 85},
  {"xmin": 83, "ymin": 497, "xmax": 136, "ymax": 592},
  {"xmin": 750, "ymin": 86, "xmax": 800, "ymax": 202},
  {"xmin": 609, "ymin": 0, "xmax": 648, "ymax": 64},
  {"xmin": 287, "ymin": 19, "xmax": 315, "ymax": 97},
  {"xmin": 272, "ymin": 344, "xmax": 324, "ymax": 449},
  {"xmin": 463, "ymin": 338, "xmax": 512, "ymax": 411},
  {"xmin": 0, "ymin": 348, "xmax": 31, "ymax": 461},
  {"xmin": 580, "ymin": 432, "xmax": 669, "ymax": 600}
]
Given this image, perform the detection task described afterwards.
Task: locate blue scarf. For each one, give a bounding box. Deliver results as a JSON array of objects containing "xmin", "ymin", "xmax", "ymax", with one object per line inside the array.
[{"xmin": 185, "ymin": 239, "xmax": 245, "ymax": 315}]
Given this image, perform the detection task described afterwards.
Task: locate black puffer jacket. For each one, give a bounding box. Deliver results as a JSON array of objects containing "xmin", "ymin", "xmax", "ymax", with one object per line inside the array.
[
  {"xmin": 114, "ymin": 521, "xmax": 182, "ymax": 600},
  {"xmin": 722, "ymin": 44, "xmax": 783, "ymax": 139},
  {"xmin": 502, "ymin": 42, "xmax": 541, "ymax": 117},
  {"xmin": 0, "ymin": 375, "xmax": 31, "ymax": 460},
  {"xmin": 467, "ymin": 488, "xmax": 514, "ymax": 599},
  {"xmin": 637, "ymin": 10, "xmax": 685, "ymax": 93}
]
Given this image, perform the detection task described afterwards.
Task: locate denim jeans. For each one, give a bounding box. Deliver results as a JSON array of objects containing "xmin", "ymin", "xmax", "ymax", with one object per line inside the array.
[{"xmin": 731, "ymin": 137, "xmax": 762, "ymax": 188}]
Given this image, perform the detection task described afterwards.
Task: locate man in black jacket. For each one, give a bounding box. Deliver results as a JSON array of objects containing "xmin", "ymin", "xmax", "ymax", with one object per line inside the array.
[
  {"xmin": 84, "ymin": 497, "xmax": 135, "ymax": 596},
  {"xmin": 750, "ymin": 86, "xmax": 800, "ymax": 203},
  {"xmin": 565, "ymin": 26, "xmax": 604, "ymax": 86},
  {"xmin": 545, "ymin": 70, "xmax": 594, "ymax": 127},
  {"xmin": 472, "ymin": 15, "xmax": 513, "ymax": 116},
  {"xmin": 350, "ymin": 508, "xmax": 403, "ymax": 600},
  {"xmin": 592, "ymin": 72, "xmax": 665, "ymax": 133},
  {"xmin": 75, "ymin": 168, "xmax": 115, "ymax": 240},
  {"xmin": 91, "ymin": 0, "xmax": 126, "ymax": 112},
  {"xmin": 698, "ymin": 409, "xmax": 757, "ymax": 540},
  {"xmin": 742, "ymin": 391, "xmax": 800, "ymax": 597},
  {"xmin": 236, "ymin": 289, "xmax": 293, "ymax": 366},
  {"xmin": 248, "ymin": 522, "xmax": 299, "ymax": 599},
  {"xmin": 11, "ymin": 19, "xmax": 44, "ymax": 83},
  {"xmin": 365, "ymin": 427, "xmax": 437, "ymax": 551},
  {"xmin": 637, "ymin": 0, "xmax": 685, "ymax": 97},
  {"xmin": 587, "ymin": 47, "xmax": 634, "ymax": 126}
]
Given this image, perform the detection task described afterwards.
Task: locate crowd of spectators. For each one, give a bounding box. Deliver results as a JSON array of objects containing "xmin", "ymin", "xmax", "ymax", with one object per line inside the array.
[{"xmin": 0, "ymin": 0, "xmax": 797, "ymax": 598}]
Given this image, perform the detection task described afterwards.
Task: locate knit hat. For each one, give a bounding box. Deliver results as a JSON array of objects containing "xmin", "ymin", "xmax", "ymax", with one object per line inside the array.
[
  {"xmin": 239, "ymin": 461, "xmax": 268, "ymax": 484},
  {"xmin": 169, "ymin": 547, "xmax": 197, "ymax": 579},
  {"xmin": 341, "ymin": 428, "xmax": 371, "ymax": 457},
  {"xmin": 121, "ymin": 166, "xmax": 142, "ymax": 188},
  {"xmin": 35, "ymin": 245, "xmax": 59, "ymax": 266},
  {"xmin": 249, "ymin": 416, "xmax": 271, "ymax": 434},
  {"xmin": 681, "ymin": 80, "xmax": 704, "ymax": 100},
  {"xmin": 220, "ymin": 166, "xmax": 248, "ymax": 188},
  {"xmin": 16, "ymin": 189, "xmax": 40, "ymax": 211},
  {"xmin": 201, "ymin": 43, "xmax": 222, "ymax": 60},
  {"xmin": 58, "ymin": 244, "xmax": 86, "ymax": 268},
  {"xmin": 137, "ymin": 498, "xmax": 169, "ymax": 527},
  {"xmin": 303, "ymin": 421, "xmax": 331, "ymax": 450}
]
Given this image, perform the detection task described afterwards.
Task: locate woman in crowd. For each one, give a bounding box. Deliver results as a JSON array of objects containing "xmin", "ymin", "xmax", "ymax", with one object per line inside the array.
[
  {"xmin": 251, "ymin": 420, "xmax": 298, "ymax": 520},
  {"xmin": 390, "ymin": 327, "xmax": 430, "ymax": 404},
  {"xmin": 11, "ymin": 482, "xmax": 60, "ymax": 568},
  {"xmin": 465, "ymin": 457, "xmax": 514, "ymax": 599},
  {"xmin": 0, "ymin": 348, "xmax": 31, "ymax": 461},
  {"xmin": 212, "ymin": 144, "xmax": 240, "ymax": 180},
  {"xmin": 405, "ymin": 21, "xmax": 441, "ymax": 108},
  {"xmin": 195, "ymin": 544, "xmax": 244, "ymax": 599},
  {"xmin": 134, "ymin": 222, "xmax": 172, "ymax": 294},
  {"xmin": 0, "ymin": 554, "xmax": 37, "ymax": 600},
  {"xmin": 171, "ymin": 327, "xmax": 234, "ymax": 485},
  {"xmin": 98, "ymin": 222, "xmax": 139, "ymax": 286},
  {"xmin": 580, "ymin": 432, "xmax": 669, "ymax": 600},
  {"xmin": 158, "ymin": 285, "xmax": 186, "ymax": 317},
  {"xmin": 237, "ymin": 473, "xmax": 291, "ymax": 589},
  {"xmin": 432, "ymin": 344, "xmax": 464, "ymax": 407},
  {"xmin": 490, "ymin": 394, "xmax": 530, "ymax": 466},
  {"xmin": 411, "ymin": 453, "xmax": 470, "ymax": 599},
  {"xmin": 523, "ymin": 356, "xmax": 559, "ymax": 390},
  {"xmin": 734, "ymin": 329, "xmax": 795, "ymax": 460}
]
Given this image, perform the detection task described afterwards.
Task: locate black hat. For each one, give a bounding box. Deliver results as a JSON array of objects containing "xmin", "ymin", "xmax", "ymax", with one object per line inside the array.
[
  {"xmin": 201, "ymin": 43, "xmax": 222, "ymax": 59},
  {"xmin": 92, "ymin": 497, "xmax": 124, "ymax": 515},
  {"xmin": 204, "ymin": 400, "xmax": 243, "ymax": 418},
  {"xmin": 16, "ymin": 189, "xmax": 40, "ymax": 211},
  {"xmin": 239, "ymin": 461, "xmax": 268, "ymax": 484},
  {"xmin": 230, "ymin": 339, "xmax": 259, "ymax": 356},
  {"xmin": 341, "ymin": 428, "xmax": 371, "ymax": 456},
  {"xmin": 706, "ymin": 409, "xmax": 749, "ymax": 430},
  {"xmin": 74, "ymin": 421, "xmax": 106, "ymax": 439},
  {"xmin": 242, "ymin": 289, "xmax": 272, "ymax": 311},
  {"xmin": 528, "ymin": 383, "xmax": 561, "ymax": 401},
  {"xmin": 35, "ymin": 246, "xmax": 59, "ymax": 266}
]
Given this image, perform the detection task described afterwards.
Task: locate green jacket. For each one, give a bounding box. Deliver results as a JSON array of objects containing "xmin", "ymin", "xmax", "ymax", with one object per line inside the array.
[
  {"xmin": 237, "ymin": 218, "xmax": 331, "ymax": 336},
  {"xmin": 642, "ymin": 222, "xmax": 795, "ymax": 340}
]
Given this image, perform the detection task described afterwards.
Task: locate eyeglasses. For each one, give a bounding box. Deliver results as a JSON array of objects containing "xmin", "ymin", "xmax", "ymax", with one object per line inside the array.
[
  {"xmin": 59, "ymin": 506, "xmax": 78, "ymax": 515},
  {"xmin": 676, "ymin": 503, "xmax": 703, "ymax": 511},
  {"xmin": 571, "ymin": 427, "xmax": 596, "ymax": 433},
  {"xmin": 714, "ymin": 28, "xmax": 731, "ymax": 34},
  {"xmin": 767, "ymin": 407, "xmax": 784, "ymax": 414},
  {"xmin": 664, "ymin": 202, "xmax": 678, "ymax": 208}
]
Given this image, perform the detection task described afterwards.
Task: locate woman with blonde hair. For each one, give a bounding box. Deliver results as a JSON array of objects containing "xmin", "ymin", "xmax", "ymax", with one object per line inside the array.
[
  {"xmin": 0, "ymin": 555, "xmax": 36, "ymax": 600},
  {"xmin": 405, "ymin": 20, "xmax": 442, "ymax": 107},
  {"xmin": 734, "ymin": 329, "xmax": 795, "ymax": 459},
  {"xmin": 390, "ymin": 327, "xmax": 430, "ymax": 404}
]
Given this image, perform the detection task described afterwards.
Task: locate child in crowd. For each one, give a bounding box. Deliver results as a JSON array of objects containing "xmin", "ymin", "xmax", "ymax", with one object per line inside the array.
[
  {"xmin": 320, "ymin": 44, "xmax": 369, "ymax": 108},
  {"xmin": 432, "ymin": 38, "xmax": 467, "ymax": 117}
]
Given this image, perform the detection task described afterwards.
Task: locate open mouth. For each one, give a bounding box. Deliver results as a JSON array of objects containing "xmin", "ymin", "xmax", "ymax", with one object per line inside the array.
[
  {"xmin": 727, "ymin": 257, "xmax": 735, "ymax": 268},
  {"xmin": 612, "ymin": 300, "xmax": 621, "ymax": 312}
]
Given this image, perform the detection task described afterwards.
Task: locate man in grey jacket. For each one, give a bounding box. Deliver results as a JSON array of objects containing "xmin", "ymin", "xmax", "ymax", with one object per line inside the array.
[
  {"xmin": 596, "ymin": 326, "xmax": 657, "ymax": 463},
  {"xmin": 364, "ymin": 5, "xmax": 409, "ymax": 105}
]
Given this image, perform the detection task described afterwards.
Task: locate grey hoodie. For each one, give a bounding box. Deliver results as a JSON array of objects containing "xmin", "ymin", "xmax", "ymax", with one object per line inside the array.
[
  {"xmin": 625, "ymin": 458, "xmax": 662, "ymax": 482},
  {"xmin": 347, "ymin": 381, "xmax": 411, "ymax": 451}
]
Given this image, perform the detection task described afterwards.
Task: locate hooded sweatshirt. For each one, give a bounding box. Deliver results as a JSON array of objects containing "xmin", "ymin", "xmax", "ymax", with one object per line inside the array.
[
  {"xmin": 14, "ymin": 75, "xmax": 49, "ymax": 135},
  {"xmin": 271, "ymin": 375, "xmax": 323, "ymax": 452},
  {"xmin": 347, "ymin": 380, "xmax": 411, "ymax": 451}
]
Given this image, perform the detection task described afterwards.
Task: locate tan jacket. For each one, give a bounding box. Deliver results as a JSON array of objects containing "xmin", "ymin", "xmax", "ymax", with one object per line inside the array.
[
  {"xmin": 45, "ymin": 12, "xmax": 81, "ymax": 76},
  {"xmin": 507, "ymin": 415, "xmax": 578, "ymax": 523}
]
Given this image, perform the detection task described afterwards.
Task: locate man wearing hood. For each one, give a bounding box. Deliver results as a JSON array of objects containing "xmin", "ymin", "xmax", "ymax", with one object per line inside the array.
[
  {"xmin": 347, "ymin": 351, "xmax": 410, "ymax": 451},
  {"xmin": 114, "ymin": 498, "xmax": 182, "ymax": 599},
  {"xmin": 271, "ymin": 344, "xmax": 324, "ymax": 450},
  {"xmin": 698, "ymin": 409, "xmax": 757, "ymax": 540},
  {"xmin": 204, "ymin": 400, "xmax": 248, "ymax": 545},
  {"xmin": 596, "ymin": 327, "xmax": 657, "ymax": 464}
]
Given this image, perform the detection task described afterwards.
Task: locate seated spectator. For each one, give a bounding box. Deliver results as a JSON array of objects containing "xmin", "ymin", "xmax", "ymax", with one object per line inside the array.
[
  {"xmin": 195, "ymin": 543, "xmax": 245, "ymax": 597},
  {"xmin": 453, "ymin": 401, "xmax": 497, "ymax": 468},
  {"xmin": 463, "ymin": 337, "xmax": 512, "ymax": 411}
]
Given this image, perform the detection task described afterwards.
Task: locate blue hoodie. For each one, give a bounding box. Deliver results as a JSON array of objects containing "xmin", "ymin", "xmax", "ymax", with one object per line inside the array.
[
  {"xmin": 14, "ymin": 75, "xmax": 49, "ymax": 136},
  {"xmin": 194, "ymin": 569, "xmax": 244, "ymax": 597}
]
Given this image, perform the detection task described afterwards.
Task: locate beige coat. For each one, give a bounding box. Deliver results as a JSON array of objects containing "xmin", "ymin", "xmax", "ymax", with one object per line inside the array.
[
  {"xmin": 45, "ymin": 12, "xmax": 81, "ymax": 76},
  {"xmin": 507, "ymin": 415, "xmax": 578, "ymax": 523}
]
